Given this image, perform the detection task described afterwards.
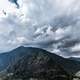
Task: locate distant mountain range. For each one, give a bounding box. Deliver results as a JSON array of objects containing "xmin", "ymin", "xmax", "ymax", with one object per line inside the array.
[
  {"xmin": 0, "ymin": 46, "xmax": 80, "ymax": 80},
  {"xmin": 68, "ymin": 57, "xmax": 80, "ymax": 61}
]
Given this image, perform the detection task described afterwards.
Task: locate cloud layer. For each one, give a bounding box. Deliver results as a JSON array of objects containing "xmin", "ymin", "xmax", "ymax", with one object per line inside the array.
[{"xmin": 0, "ymin": 0, "xmax": 80, "ymax": 57}]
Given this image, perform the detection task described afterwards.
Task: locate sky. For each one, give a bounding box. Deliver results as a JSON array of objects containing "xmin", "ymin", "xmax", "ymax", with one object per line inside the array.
[{"xmin": 0, "ymin": 0, "xmax": 80, "ymax": 57}]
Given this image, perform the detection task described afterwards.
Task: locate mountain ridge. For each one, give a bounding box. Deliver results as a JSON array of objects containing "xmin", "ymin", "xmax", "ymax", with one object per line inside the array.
[
  {"xmin": 0, "ymin": 46, "xmax": 79, "ymax": 74},
  {"xmin": 0, "ymin": 46, "xmax": 79, "ymax": 80}
]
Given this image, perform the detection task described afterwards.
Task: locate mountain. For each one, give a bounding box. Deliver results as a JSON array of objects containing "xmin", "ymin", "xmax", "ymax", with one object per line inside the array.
[
  {"xmin": 0, "ymin": 46, "xmax": 79, "ymax": 74},
  {"xmin": 68, "ymin": 57, "xmax": 80, "ymax": 61},
  {"xmin": 0, "ymin": 46, "xmax": 35, "ymax": 71},
  {"xmin": 6, "ymin": 48, "xmax": 70, "ymax": 80},
  {"xmin": 0, "ymin": 46, "xmax": 80, "ymax": 80}
]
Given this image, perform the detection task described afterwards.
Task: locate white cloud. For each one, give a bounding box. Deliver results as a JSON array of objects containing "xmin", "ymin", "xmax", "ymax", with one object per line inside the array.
[
  {"xmin": 0, "ymin": 0, "xmax": 80, "ymax": 57},
  {"xmin": 71, "ymin": 44, "xmax": 80, "ymax": 52}
]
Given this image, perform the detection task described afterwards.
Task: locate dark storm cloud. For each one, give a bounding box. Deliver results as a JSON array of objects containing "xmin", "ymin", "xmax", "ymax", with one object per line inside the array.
[{"xmin": 8, "ymin": 0, "xmax": 19, "ymax": 8}]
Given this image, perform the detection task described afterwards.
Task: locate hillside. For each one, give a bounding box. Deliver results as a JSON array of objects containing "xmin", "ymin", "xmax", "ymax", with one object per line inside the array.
[{"xmin": 0, "ymin": 47, "xmax": 79, "ymax": 80}]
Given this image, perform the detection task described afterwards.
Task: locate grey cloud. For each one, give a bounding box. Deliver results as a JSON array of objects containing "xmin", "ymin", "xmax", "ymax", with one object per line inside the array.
[{"xmin": 0, "ymin": 0, "xmax": 80, "ymax": 57}]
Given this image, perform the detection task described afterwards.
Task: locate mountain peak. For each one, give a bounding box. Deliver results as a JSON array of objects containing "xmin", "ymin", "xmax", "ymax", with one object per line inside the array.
[
  {"xmin": 7, "ymin": 47, "xmax": 70, "ymax": 80},
  {"xmin": 0, "ymin": 46, "xmax": 79, "ymax": 80}
]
